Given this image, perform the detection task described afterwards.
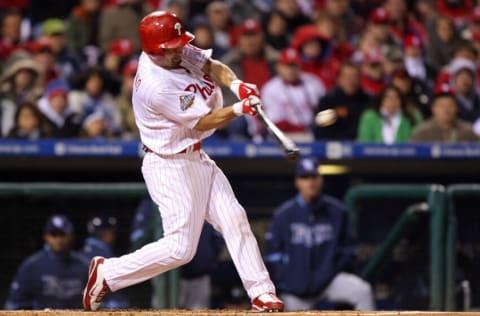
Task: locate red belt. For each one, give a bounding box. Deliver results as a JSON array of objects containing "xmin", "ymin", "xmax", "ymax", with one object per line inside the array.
[{"xmin": 143, "ymin": 141, "xmax": 202, "ymax": 155}]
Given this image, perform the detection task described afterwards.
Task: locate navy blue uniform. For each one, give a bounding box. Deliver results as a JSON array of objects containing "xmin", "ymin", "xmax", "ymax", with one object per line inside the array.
[
  {"xmin": 265, "ymin": 194, "xmax": 355, "ymax": 298},
  {"xmin": 5, "ymin": 245, "xmax": 89, "ymax": 309}
]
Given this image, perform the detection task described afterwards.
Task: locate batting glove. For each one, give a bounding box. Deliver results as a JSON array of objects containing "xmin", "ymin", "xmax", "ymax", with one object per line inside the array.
[
  {"xmin": 232, "ymin": 95, "xmax": 262, "ymax": 116},
  {"xmin": 230, "ymin": 79, "xmax": 260, "ymax": 99}
]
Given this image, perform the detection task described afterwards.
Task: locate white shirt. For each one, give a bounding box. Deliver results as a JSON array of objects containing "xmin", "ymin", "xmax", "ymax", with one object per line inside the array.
[
  {"xmin": 261, "ymin": 73, "xmax": 326, "ymax": 130},
  {"xmin": 133, "ymin": 45, "xmax": 223, "ymax": 155},
  {"xmin": 381, "ymin": 108, "xmax": 401, "ymax": 144}
]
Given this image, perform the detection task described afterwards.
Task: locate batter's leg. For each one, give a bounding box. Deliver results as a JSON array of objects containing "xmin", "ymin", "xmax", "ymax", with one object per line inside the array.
[
  {"xmin": 203, "ymin": 155, "xmax": 275, "ymax": 300},
  {"xmin": 102, "ymin": 153, "xmax": 210, "ymax": 291}
]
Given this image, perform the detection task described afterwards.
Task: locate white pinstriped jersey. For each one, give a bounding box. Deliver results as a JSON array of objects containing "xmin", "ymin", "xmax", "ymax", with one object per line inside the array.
[{"xmin": 132, "ymin": 45, "xmax": 223, "ymax": 155}]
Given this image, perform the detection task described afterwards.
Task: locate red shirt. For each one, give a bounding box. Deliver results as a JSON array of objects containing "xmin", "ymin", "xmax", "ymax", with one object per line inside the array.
[{"xmin": 242, "ymin": 57, "xmax": 272, "ymax": 90}]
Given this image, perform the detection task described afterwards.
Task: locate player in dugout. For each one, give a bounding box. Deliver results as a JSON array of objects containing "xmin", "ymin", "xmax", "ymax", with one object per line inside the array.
[{"xmin": 82, "ymin": 11, "xmax": 284, "ymax": 312}]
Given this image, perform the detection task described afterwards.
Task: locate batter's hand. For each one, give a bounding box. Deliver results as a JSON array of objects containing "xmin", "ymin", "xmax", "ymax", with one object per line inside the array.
[
  {"xmin": 230, "ymin": 79, "xmax": 260, "ymax": 100},
  {"xmin": 233, "ymin": 95, "xmax": 262, "ymax": 116}
]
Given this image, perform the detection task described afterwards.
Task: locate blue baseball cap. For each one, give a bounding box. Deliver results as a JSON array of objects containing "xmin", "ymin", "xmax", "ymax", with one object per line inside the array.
[
  {"xmin": 295, "ymin": 157, "xmax": 320, "ymax": 177},
  {"xmin": 44, "ymin": 214, "xmax": 74, "ymax": 234}
]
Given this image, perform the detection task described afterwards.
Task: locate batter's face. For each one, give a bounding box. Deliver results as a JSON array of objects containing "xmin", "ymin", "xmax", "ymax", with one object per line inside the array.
[{"xmin": 149, "ymin": 46, "xmax": 184, "ymax": 69}]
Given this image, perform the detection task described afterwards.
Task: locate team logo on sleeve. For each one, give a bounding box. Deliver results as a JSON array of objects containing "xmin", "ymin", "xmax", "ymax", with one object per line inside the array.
[{"xmin": 179, "ymin": 93, "xmax": 195, "ymax": 111}]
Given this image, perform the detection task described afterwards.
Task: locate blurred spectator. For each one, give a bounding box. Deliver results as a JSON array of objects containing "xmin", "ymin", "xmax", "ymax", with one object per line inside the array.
[
  {"xmin": 262, "ymin": 10, "xmax": 290, "ymax": 51},
  {"xmin": 383, "ymin": 45, "xmax": 405, "ymax": 78},
  {"xmin": 391, "ymin": 68, "xmax": 432, "ymax": 119},
  {"xmin": 271, "ymin": 0, "xmax": 311, "ymax": 35},
  {"xmin": 103, "ymin": 38, "xmax": 135, "ymax": 95},
  {"xmin": 265, "ymin": 157, "xmax": 374, "ymax": 311},
  {"xmin": 367, "ymin": 7, "xmax": 396, "ymax": 47},
  {"xmin": 0, "ymin": 8, "xmax": 23, "ymax": 61},
  {"xmin": 352, "ymin": 29, "xmax": 382, "ymax": 64},
  {"xmin": 117, "ymin": 59, "xmax": 139, "ymax": 139},
  {"xmin": 0, "ymin": 53, "xmax": 43, "ymax": 136},
  {"xmin": 66, "ymin": 0, "xmax": 102, "ymax": 58},
  {"xmin": 37, "ymin": 79, "xmax": 82, "ymax": 138},
  {"xmin": 69, "ymin": 67, "xmax": 123, "ymax": 138},
  {"xmin": 130, "ymin": 198, "xmax": 223, "ymax": 309},
  {"xmin": 291, "ymin": 25, "xmax": 339, "ymax": 89},
  {"xmin": 262, "ymin": 48, "xmax": 325, "ymax": 142},
  {"xmin": 322, "ymin": 0, "xmax": 359, "ymax": 41},
  {"xmin": 7, "ymin": 101, "xmax": 46, "ymax": 139},
  {"xmin": 99, "ymin": 0, "xmax": 153, "ymax": 52},
  {"xmin": 462, "ymin": 6, "xmax": 480, "ymax": 41},
  {"xmin": 164, "ymin": 0, "xmax": 189, "ymax": 22},
  {"xmin": 314, "ymin": 12, "xmax": 354, "ymax": 63},
  {"xmin": 314, "ymin": 61, "xmax": 369, "ymax": 140},
  {"xmin": 4, "ymin": 214, "xmax": 89, "ymax": 309},
  {"xmin": 384, "ymin": 0, "xmax": 426, "ymax": 43},
  {"xmin": 427, "ymin": 15, "xmax": 462, "ymax": 71},
  {"xmin": 435, "ymin": 0, "xmax": 474, "ymax": 25},
  {"xmin": 81, "ymin": 213, "xmax": 129, "ymax": 309},
  {"xmin": 357, "ymin": 85, "xmax": 422, "ymax": 143},
  {"xmin": 360, "ymin": 48, "xmax": 386, "ymax": 97},
  {"xmin": 190, "ymin": 16, "xmax": 228, "ymax": 59},
  {"xmin": 221, "ymin": 18, "xmax": 278, "ymax": 140},
  {"xmin": 411, "ymin": 85, "xmax": 479, "ymax": 142},
  {"xmin": 448, "ymin": 58, "xmax": 480, "ymax": 123},
  {"xmin": 403, "ymin": 34, "xmax": 430, "ymax": 82},
  {"xmin": 42, "ymin": 18, "xmax": 84, "ymax": 80},
  {"xmin": 205, "ymin": 1, "xmax": 235, "ymax": 51}
]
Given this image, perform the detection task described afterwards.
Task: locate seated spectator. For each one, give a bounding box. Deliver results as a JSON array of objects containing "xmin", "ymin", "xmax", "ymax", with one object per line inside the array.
[
  {"xmin": 291, "ymin": 25, "xmax": 339, "ymax": 89},
  {"xmin": 352, "ymin": 30, "xmax": 381, "ymax": 65},
  {"xmin": 102, "ymin": 38, "xmax": 135, "ymax": 96},
  {"xmin": 383, "ymin": 45, "xmax": 405, "ymax": 78},
  {"xmin": 205, "ymin": 1, "xmax": 235, "ymax": 50},
  {"xmin": 28, "ymin": 37, "xmax": 61, "ymax": 86},
  {"xmin": 221, "ymin": 18, "xmax": 278, "ymax": 141},
  {"xmin": 448, "ymin": 58, "xmax": 480, "ymax": 123},
  {"xmin": 436, "ymin": 0, "xmax": 475, "ymax": 25},
  {"xmin": 190, "ymin": 16, "xmax": 228, "ymax": 59},
  {"xmin": 367, "ymin": 7, "xmax": 396, "ymax": 48},
  {"xmin": 66, "ymin": 0, "xmax": 102, "ymax": 56},
  {"xmin": 391, "ymin": 68, "xmax": 432, "ymax": 119},
  {"xmin": 360, "ymin": 48, "xmax": 386, "ymax": 97},
  {"xmin": 384, "ymin": 0, "xmax": 426, "ymax": 43},
  {"xmin": 314, "ymin": 61, "xmax": 370, "ymax": 140},
  {"xmin": 42, "ymin": 18, "xmax": 84, "ymax": 81},
  {"xmin": 262, "ymin": 10, "xmax": 290, "ymax": 51},
  {"xmin": 358, "ymin": 85, "xmax": 421, "ymax": 144},
  {"xmin": 117, "ymin": 59, "xmax": 139, "ymax": 140},
  {"xmin": 69, "ymin": 67, "xmax": 123, "ymax": 137},
  {"xmin": 262, "ymin": 48, "xmax": 325, "ymax": 142},
  {"xmin": 38, "ymin": 79, "xmax": 82, "ymax": 138},
  {"xmin": 314, "ymin": 12, "xmax": 354, "ymax": 63},
  {"xmin": 5, "ymin": 214, "xmax": 89, "ymax": 309},
  {"xmin": 322, "ymin": 0, "xmax": 358, "ymax": 41},
  {"xmin": 403, "ymin": 34, "xmax": 436, "ymax": 86},
  {"xmin": 265, "ymin": 157, "xmax": 375, "ymax": 311},
  {"xmin": 80, "ymin": 111, "xmax": 110, "ymax": 139},
  {"xmin": 99, "ymin": 0, "xmax": 153, "ymax": 52},
  {"xmin": 7, "ymin": 101, "xmax": 46, "ymax": 139},
  {"xmin": 0, "ymin": 8, "xmax": 23, "ymax": 61},
  {"xmin": 81, "ymin": 213, "xmax": 129, "ymax": 309},
  {"xmin": 411, "ymin": 84, "xmax": 479, "ymax": 142},
  {"xmin": 427, "ymin": 15, "xmax": 462, "ymax": 71}
]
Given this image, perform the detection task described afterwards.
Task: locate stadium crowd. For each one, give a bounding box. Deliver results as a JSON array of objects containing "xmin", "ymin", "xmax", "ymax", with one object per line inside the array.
[{"xmin": 1, "ymin": 0, "xmax": 480, "ymax": 143}]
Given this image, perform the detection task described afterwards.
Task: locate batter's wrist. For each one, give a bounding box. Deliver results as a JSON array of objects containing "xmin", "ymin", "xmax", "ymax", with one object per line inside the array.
[{"xmin": 229, "ymin": 79, "xmax": 243, "ymax": 99}]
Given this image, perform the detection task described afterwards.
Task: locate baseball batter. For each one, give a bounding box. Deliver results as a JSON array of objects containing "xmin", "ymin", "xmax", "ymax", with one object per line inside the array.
[{"xmin": 83, "ymin": 11, "xmax": 284, "ymax": 312}]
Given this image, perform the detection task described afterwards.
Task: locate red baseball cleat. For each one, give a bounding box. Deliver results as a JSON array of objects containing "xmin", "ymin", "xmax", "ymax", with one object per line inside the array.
[
  {"xmin": 251, "ymin": 292, "xmax": 285, "ymax": 312},
  {"xmin": 83, "ymin": 256, "xmax": 110, "ymax": 311}
]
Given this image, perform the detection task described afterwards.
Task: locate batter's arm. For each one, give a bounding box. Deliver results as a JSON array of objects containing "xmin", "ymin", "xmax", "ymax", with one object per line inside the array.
[
  {"xmin": 202, "ymin": 58, "xmax": 237, "ymax": 87},
  {"xmin": 194, "ymin": 107, "xmax": 237, "ymax": 131}
]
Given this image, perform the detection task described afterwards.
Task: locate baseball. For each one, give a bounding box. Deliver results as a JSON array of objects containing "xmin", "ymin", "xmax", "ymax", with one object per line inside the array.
[{"xmin": 315, "ymin": 109, "xmax": 337, "ymax": 127}]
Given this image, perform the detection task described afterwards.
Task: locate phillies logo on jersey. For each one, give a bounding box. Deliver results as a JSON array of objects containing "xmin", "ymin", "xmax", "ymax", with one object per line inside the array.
[
  {"xmin": 184, "ymin": 75, "xmax": 216, "ymax": 100},
  {"xmin": 179, "ymin": 93, "xmax": 195, "ymax": 111}
]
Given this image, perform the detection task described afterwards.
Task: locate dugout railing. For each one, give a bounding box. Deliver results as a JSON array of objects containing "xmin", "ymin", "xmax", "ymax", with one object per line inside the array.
[
  {"xmin": 344, "ymin": 184, "xmax": 447, "ymax": 311},
  {"xmin": 0, "ymin": 182, "xmax": 179, "ymax": 309}
]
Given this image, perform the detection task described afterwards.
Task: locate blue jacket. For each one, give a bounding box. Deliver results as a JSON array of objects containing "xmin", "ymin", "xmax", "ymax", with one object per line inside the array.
[
  {"xmin": 265, "ymin": 193, "xmax": 355, "ymax": 298},
  {"xmin": 5, "ymin": 245, "xmax": 89, "ymax": 309}
]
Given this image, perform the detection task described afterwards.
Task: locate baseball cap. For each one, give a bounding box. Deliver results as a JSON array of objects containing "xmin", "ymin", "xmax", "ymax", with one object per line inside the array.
[
  {"xmin": 43, "ymin": 18, "xmax": 65, "ymax": 36},
  {"xmin": 87, "ymin": 213, "xmax": 117, "ymax": 235},
  {"xmin": 278, "ymin": 47, "xmax": 300, "ymax": 64},
  {"xmin": 369, "ymin": 7, "xmax": 390, "ymax": 24},
  {"xmin": 295, "ymin": 157, "xmax": 320, "ymax": 177},
  {"xmin": 238, "ymin": 19, "xmax": 262, "ymax": 36},
  {"xmin": 45, "ymin": 79, "xmax": 70, "ymax": 100},
  {"xmin": 434, "ymin": 82, "xmax": 455, "ymax": 97},
  {"xmin": 108, "ymin": 39, "xmax": 134, "ymax": 57},
  {"xmin": 404, "ymin": 34, "xmax": 422, "ymax": 49},
  {"xmin": 44, "ymin": 214, "xmax": 74, "ymax": 234}
]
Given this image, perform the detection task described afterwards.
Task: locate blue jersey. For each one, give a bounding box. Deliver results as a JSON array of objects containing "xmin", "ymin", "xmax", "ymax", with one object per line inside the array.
[
  {"xmin": 5, "ymin": 245, "xmax": 89, "ymax": 309},
  {"xmin": 265, "ymin": 194, "xmax": 355, "ymax": 298}
]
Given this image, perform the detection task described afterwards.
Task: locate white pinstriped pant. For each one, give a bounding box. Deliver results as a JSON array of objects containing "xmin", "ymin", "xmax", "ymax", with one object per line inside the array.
[{"xmin": 103, "ymin": 150, "xmax": 275, "ymax": 300}]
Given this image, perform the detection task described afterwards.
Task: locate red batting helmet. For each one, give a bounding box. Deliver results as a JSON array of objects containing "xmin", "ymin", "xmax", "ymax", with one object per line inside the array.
[{"xmin": 139, "ymin": 11, "xmax": 194, "ymax": 55}]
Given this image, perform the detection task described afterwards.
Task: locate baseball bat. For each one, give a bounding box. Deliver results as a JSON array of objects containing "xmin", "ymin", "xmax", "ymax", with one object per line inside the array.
[{"xmin": 253, "ymin": 104, "xmax": 300, "ymax": 161}]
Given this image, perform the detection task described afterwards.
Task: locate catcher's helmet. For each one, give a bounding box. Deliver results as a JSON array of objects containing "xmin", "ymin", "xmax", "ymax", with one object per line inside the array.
[{"xmin": 139, "ymin": 11, "xmax": 194, "ymax": 55}]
